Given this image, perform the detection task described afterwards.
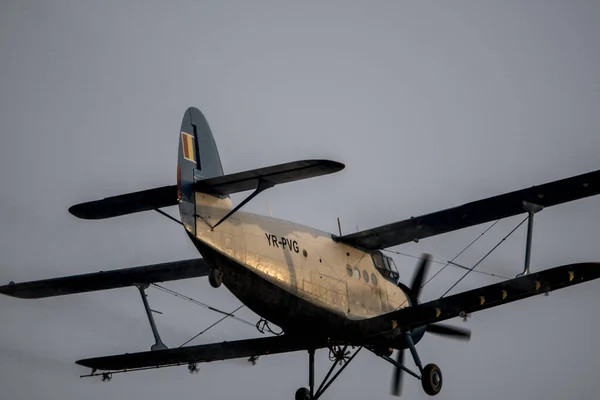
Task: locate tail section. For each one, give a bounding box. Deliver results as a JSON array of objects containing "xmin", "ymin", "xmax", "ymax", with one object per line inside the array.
[
  {"xmin": 69, "ymin": 107, "xmax": 344, "ymax": 227},
  {"xmin": 177, "ymin": 107, "xmax": 230, "ymax": 234}
]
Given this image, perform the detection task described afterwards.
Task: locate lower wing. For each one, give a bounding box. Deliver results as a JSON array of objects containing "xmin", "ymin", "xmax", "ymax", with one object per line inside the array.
[
  {"xmin": 362, "ymin": 262, "xmax": 600, "ymax": 334},
  {"xmin": 77, "ymin": 335, "xmax": 327, "ymax": 371}
]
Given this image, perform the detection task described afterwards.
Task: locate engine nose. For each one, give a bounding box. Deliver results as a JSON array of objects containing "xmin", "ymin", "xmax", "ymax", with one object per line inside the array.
[{"xmin": 410, "ymin": 325, "xmax": 427, "ymax": 345}]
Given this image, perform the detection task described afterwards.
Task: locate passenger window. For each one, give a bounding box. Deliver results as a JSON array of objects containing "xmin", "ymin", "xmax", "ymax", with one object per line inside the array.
[
  {"xmin": 362, "ymin": 270, "xmax": 369, "ymax": 283},
  {"xmin": 371, "ymin": 273, "xmax": 378, "ymax": 286},
  {"xmin": 346, "ymin": 265, "xmax": 352, "ymax": 277},
  {"xmin": 353, "ymin": 267, "xmax": 360, "ymax": 279}
]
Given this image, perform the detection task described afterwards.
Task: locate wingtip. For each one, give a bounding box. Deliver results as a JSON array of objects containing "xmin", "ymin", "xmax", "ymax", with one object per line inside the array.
[
  {"xmin": 68, "ymin": 203, "xmax": 101, "ymax": 220},
  {"xmin": 321, "ymin": 159, "xmax": 346, "ymax": 173},
  {"xmin": 308, "ymin": 159, "xmax": 345, "ymax": 171},
  {"xmin": 68, "ymin": 204, "xmax": 86, "ymax": 219}
]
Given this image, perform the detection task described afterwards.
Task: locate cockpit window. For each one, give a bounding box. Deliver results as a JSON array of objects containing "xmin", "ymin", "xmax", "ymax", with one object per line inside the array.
[{"xmin": 371, "ymin": 251, "xmax": 399, "ymax": 282}]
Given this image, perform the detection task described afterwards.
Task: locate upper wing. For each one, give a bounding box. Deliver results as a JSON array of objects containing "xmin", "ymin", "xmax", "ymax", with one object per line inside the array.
[
  {"xmin": 77, "ymin": 335, "xmax": 327, "ymax": 371},
  {"xmin": 0, "ymin": 258, "xmax": 209, "ymax": 299},
  {"xmin": 360, "ymin": 262, "xmax": 600, "ymax": 334},
  {"xmin": 194, "ymin": 159, "xmax": 344, "ymax": 195},
  {"xmin": 336, "ymin": 169, "xmax": 600, "ymax": 250}
]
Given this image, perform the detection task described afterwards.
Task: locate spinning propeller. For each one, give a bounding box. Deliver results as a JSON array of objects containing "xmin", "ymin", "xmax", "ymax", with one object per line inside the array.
[{"xmin": 391, "ymin": 254, "xmax": 471, "ymax": 396}]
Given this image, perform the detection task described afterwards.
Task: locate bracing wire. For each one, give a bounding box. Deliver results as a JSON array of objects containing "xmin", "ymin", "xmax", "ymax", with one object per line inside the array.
[
  {"xmin": 179, "ymin": 304, "xmax": 246, "ymax": 347},
  {"xmin": 439, "ymin": 216, "xmax": 528, "ymax": 298},
  {"xmin": 391, "ymin": 219, "xmax": 502, "ymax": 310},
  {"xmin": 151, "ymin": 283, "xmax": 254, "ymax": 327},
  {"xmin": 421, "ymin": 219, "xmax": 501, "ymax": 287},
  {"xmin": 384, "ymin": 244, "xmax": 510, "ymax": 280}
]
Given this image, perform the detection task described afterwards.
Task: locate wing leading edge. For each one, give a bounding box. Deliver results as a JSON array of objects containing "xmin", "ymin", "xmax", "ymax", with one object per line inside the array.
[
  {"xmin": 336, "ymin": 169, "xmax": 600, "ymax": 250},
  {"xmin": 77, "ymin": 335, "xmax": 328, "ymax": 371},
  {"xmin": 0, "ymin": 258, "xmax": 210, "ymax": 299},
  {"xmin": 360, "ymin": 262, "xmax": 600, "ymax": 334}
]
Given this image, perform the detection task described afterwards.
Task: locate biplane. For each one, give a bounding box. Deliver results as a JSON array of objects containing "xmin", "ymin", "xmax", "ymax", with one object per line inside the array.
[{"xmin": 2, "ymin": 107, "xmax": 600, "ymax": 400}]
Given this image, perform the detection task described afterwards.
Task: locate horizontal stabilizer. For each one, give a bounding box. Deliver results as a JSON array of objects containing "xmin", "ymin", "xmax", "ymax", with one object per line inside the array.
[
  {"xmin": 337, "ymin": 168, "xmax": 600, "ymax": 250},
  {"xmin": 361, "ymin": 262, "xmax": 600, "ymax": 333},
  {"xmin": 194, "ymin": 159, "xmax": 344, "ymax": 196},
  {"xmin": 0, "ymin": 258, "xmax": 209, "ymax": 299},
  {"xmin": 69, "ymin": 185, "xmax": 178, "ymax": 220},
  {"xmin": 77, "ymin": 335, "xmax": 327, "ymax": 371}
]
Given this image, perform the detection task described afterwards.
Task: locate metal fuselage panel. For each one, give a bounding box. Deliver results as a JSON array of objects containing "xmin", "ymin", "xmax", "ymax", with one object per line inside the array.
[{"xmin": 190, "ymin": 193, "xmax": 409, "ymax": 333}]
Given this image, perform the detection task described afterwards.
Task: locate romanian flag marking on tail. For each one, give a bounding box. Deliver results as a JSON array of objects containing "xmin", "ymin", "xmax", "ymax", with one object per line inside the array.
[{"xmin": 181, "ymin": 131, "xmax": 195, "ymax": 163}]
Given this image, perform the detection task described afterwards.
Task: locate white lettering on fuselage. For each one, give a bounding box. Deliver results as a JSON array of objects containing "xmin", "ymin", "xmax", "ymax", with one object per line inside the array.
[{"xmin": 265, "ymin": 233, "xmax": 300, "ymax": 253}]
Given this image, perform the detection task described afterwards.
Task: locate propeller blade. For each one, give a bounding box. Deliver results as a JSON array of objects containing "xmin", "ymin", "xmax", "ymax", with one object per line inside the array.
[
  {"xmin": 410, "ymin": 253, "xmax": 431, "ymax": 299},
  {"xmin": 426, "ymin": 323, "xmax": 471, "ymax": 341},
  {"xmin": 391, "ymin": 349, "xmax": 404, "ymax": 396}
]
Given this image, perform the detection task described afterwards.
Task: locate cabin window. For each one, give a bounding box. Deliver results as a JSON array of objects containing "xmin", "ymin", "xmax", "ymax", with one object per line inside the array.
[
  {"xmin": 371, "ymin": 250, "xmax": 399, "ymax": 282},
  {"xmin": 371, "ymin": 273, "xmax": 378, "ymax": 286},
  {"xmin": 362, "ymin": 270, "xmax": 369, "ymax": 283},
  {"xmin": 353, "ymin": 266, "xmax": 360, "ymax": 279},
  {"xmin": 346, "ymin": 265, "xmax": 352, "ymax": 277}
]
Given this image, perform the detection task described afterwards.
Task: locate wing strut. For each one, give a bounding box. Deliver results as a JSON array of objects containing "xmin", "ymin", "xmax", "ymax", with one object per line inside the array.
[
  {"xmin": 135, "ymin": 284, "xmax": 167, "ymax": 351},
  {"xmin": 212, "ymin": 178, "xmax": 275, "ymax": 229},
  {"xmin": 519, "ymin": 201, "xmax": 543, "ymax": 277}
]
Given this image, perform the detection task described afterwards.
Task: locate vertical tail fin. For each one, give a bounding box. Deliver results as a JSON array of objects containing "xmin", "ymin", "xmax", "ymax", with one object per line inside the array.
[{"xmin": 177, "ymin": 107, "xmax": 227, "ymax": 233}]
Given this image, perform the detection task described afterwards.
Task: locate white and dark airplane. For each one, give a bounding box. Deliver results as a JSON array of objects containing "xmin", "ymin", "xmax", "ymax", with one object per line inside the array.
[{"xmin": 2, "ymin": 107, "xmax": 600, "ymax": 399}]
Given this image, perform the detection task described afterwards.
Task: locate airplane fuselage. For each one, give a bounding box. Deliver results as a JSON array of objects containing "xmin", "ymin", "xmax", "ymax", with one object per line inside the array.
[{"xmin": 187, "ymin": 193, "xmax": 410, "ymax": 339}]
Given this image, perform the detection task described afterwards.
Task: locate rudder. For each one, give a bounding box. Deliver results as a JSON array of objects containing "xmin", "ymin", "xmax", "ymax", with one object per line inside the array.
[{"xmin": 177, "ymin": 107, "xmax": 227, "ymax": 233}]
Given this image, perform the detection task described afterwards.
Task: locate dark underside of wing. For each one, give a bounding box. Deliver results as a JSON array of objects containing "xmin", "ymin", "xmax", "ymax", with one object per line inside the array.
[
  {"xmin": 0, "ymin": 258, "xmax": 210, "ymax": 299},
  {"xmin": 69, "ymin": 185, "xmax": 178, "ymax": 220},
  {"xmin": 77, "ymin": 335, "xmax": 328, "ymax": 371},
  {"xmin": 193, "ymin": 159, "xmax": 345, "ymax": 195},
  {"xmin": 361, "ymin": 262, "xmax": 600, "ymax": 334},
  {"xmin": 336, "ymin": 169, "xmax": 600, "ymax": 250},
  {"xmin": 68, "ymin": 160, "xmax": 343, "ymax": 219}
]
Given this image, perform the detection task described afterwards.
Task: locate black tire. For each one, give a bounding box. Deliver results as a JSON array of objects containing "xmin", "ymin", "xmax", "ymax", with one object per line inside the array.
[
  {"xmin": 421, "ymin": 364, "xmax": 442, "ymax": 396},
  {"xmin": 295, "ymin": 387, "xmax": 310, "ymax": 400},
  {"xmin": 208, "ymin": 268, "xmax": 223, "ymax": 288}
]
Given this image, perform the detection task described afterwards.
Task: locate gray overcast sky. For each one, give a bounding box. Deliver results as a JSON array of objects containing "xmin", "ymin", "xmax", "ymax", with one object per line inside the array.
[{"xmin": 1, "ymin": 1, "xmax": 600, "ymax": 399}]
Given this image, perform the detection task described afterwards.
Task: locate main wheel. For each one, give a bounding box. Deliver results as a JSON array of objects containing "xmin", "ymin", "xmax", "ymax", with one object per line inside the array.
[
  {"xmin": 295, "ymin": 387, "xmax": 310, "ymax": 400},
  {"xmin": 421, "ymin": 364, "xmax": 442, "ymax": 396},
  {"xmin": 208, "ymin": 268, "xmax": 223, "ymax": 288}
]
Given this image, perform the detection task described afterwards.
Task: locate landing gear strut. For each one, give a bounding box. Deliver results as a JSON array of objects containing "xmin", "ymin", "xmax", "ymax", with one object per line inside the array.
[
  {"xmin": 295, "ymin": 346, "xmax": 362, "ymax": 399},
  {"xmin": 369, "ymin": 332, "xmax": 443, "ymax": 396}
]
